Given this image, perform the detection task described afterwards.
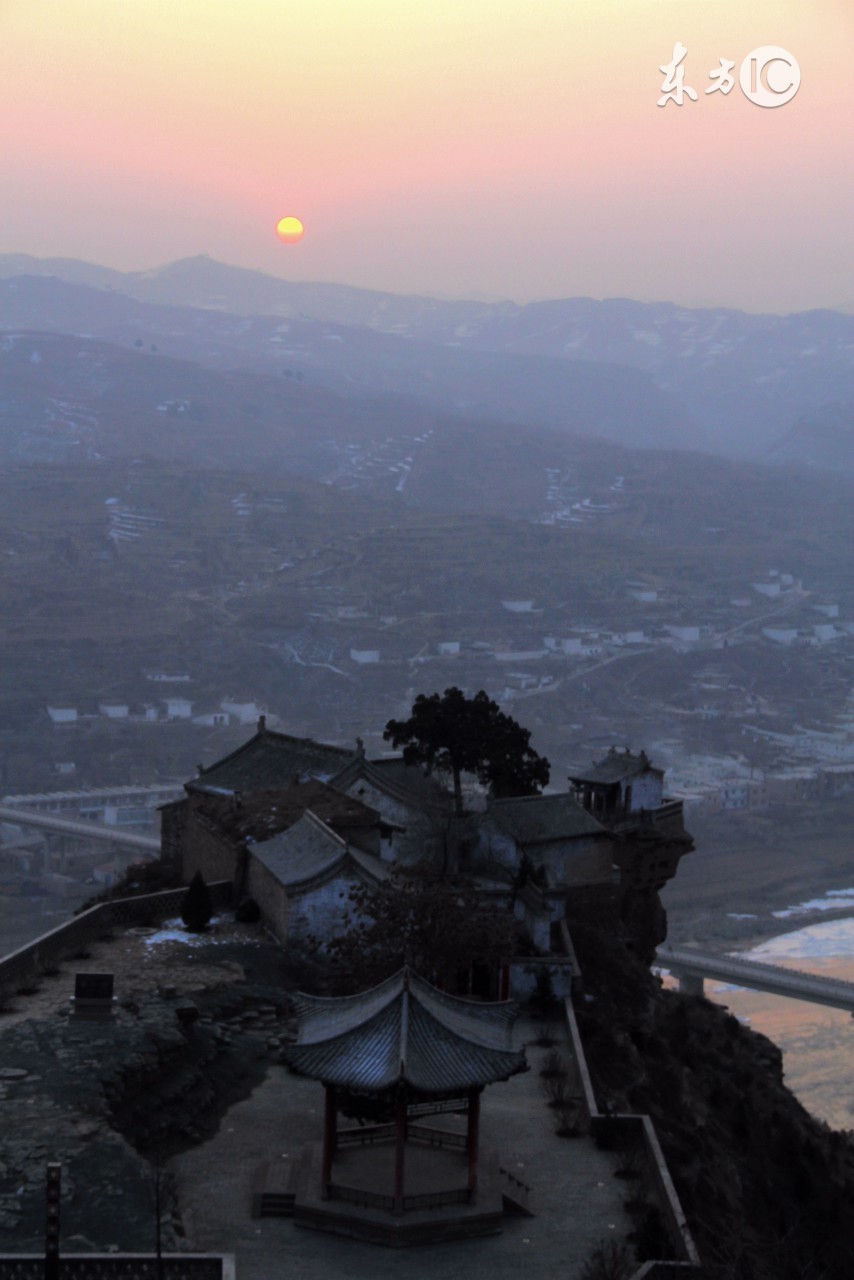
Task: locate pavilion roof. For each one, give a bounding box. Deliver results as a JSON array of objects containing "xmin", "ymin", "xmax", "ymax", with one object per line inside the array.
[{"xmin": 284, "ymin": 968, "xmax": 526, "ymax": 1095}]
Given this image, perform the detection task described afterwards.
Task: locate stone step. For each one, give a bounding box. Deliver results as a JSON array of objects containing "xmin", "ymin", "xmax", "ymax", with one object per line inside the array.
[
  {"xmin": 498, "ymin": 1165, "xmax": 534, "ymax": 1217},
  {"xmin": 251, "ymin": 1159, "xmax": 299, "ymax": 1218},
  {"xmin": 257, "ymin": 1190, "xmax": 296, "ymax": 1217}
]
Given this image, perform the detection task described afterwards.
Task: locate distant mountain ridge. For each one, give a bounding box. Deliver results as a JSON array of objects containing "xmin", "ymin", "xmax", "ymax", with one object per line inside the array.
[
  {"xmin": 0, "ymin": 274, "xmax": 693, "ymax": 454},
  {"xmin": 2, "ymin": 254, "xmax": 854, "ymax": 459},
  {"xmin": 769, "ymin": 401, "xmax": 854, "ymax": 472}
]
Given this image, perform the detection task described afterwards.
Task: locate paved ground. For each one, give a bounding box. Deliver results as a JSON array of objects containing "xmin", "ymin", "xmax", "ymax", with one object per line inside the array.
[{"xmin": 170, "ymin": 1018, "xmax": 634, "ymax": 1279}]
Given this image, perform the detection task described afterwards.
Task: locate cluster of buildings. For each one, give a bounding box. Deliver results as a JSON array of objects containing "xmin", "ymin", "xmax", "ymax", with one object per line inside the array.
[
  {"xmin": 45, "ymin": 693, "xmax": 269, "ymax": 729},
  {"xmin": 161, "ymin": 721, "xmax": 693, "ymax": 982}
]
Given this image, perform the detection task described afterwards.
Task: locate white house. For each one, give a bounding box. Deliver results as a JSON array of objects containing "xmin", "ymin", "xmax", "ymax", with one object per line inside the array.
[
  {"xmin": 47, "ymin": 706, "xmax": 77, "ymax": 725},
  {"xmin": 350, "ymin": 649, "xmax": 380, "ymax": 664},
  {"xmin": 762, "ymin": 627, "xmax": 799, "ymax": 645},
  {"xmin": 544, "ymin": 637, "xmax": 583, "ymax": 655},
  {"xmin": 99, "ymin": 702, "xmax": 129, "ymax": 720},
  {"xmin": 163, "ymin": 697, "xmax": 193, "ymax": 720},
  {"xmin": 220, "ymin": 699, "xmax": 265, "ymax": 725},
  {"xmin": 666, "ymin": 625, "xmax": 701, "ymax": 644}
]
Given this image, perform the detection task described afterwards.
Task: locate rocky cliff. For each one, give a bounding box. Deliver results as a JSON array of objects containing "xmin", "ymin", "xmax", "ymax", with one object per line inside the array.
[{"xmin": 568, "ymin": 894, "xmax": 854, "ymax": 1279}]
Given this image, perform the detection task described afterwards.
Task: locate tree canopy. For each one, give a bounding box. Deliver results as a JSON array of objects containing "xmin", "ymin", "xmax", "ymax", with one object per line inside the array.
[
  {"xmin": 384, "ymin": 686, "xmax": 550, "ymax": 813},
  {"xmin": 314, "ymin": 862, "xmax": 520, "ymax": 997}
]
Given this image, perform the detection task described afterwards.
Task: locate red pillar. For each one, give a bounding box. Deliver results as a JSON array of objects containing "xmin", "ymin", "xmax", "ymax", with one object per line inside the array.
[
  {"xmin": 393, "ymin": 1097, "xmax": 407, "ymax": 1213},
  {"xmin": 321, "ymin": 1085, "xmax": 337, "ymax": 1192},
  {"xmin": 467, "ymin": 1089, "xmax": 480, "ymax": 1200},
  {"xmin": 500, "ymin": 963, "xmax": 510, "ymax": 1001}
]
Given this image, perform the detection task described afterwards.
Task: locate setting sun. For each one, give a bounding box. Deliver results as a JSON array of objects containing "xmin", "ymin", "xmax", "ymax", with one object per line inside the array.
[{"xmin": 276, "ymin": 216, "xmax": 304, "ymax": 244}]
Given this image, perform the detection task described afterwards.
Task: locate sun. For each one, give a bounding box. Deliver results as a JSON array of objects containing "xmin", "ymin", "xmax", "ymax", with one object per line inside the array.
[{"xmin": 276, "ymin": 216, "xmax": 304, "ymax": 244}]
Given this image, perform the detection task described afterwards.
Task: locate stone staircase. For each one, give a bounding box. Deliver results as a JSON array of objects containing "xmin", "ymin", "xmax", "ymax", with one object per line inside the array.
[
  {"xmin": 251, "ymin": 1160, "xmax": 295, "ymax": 1218},
  {"xmin": 498, "ymin": 1165, "xmax": 534, "ymax": 1216}
]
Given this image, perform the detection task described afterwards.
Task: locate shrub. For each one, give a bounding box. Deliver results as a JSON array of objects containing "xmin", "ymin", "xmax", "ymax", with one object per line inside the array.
[
  {"xmin": 181, "ymin": 871, "xmax": 213, "ymax": 933},
  {"xmin": 580, "ymin": 1238, "xmax": 633, "ymax": 1280},
  {"xmin": 235, "ymin": 897, "xmax": 261, "ymax": 924}
]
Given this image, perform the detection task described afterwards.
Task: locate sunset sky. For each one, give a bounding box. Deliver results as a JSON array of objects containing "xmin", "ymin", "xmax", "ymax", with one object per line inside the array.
[{"xmin": 1, "ymin": 1, "xmax": 852, "ymax": 312}]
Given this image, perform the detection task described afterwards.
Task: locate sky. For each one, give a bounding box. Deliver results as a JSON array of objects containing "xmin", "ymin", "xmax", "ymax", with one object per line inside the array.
[{"xmin": 1, "ymin": 1, "xmax": 852, "ymax": 312}]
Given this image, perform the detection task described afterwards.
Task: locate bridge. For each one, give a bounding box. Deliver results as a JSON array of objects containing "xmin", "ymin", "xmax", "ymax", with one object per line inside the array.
[
  {"xmin": 656, "ymin": 944, "xmax": 854, "ymax": 1014},
  {"xmin": 0, "ymin": 805, "xmax": 161, "ymax": 856}
]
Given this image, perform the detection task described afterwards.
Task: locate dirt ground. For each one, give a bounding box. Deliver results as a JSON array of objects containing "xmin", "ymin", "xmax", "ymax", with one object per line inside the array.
[{"xmin": 662, "ymin": 796, "xmax": 854, "ymax": 949}]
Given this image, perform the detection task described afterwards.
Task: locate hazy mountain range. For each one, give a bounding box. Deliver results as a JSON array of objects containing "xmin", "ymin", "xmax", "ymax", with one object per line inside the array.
[{"xmin": 1, "ymin": 254, "xmax": 853, "ymax": 465}]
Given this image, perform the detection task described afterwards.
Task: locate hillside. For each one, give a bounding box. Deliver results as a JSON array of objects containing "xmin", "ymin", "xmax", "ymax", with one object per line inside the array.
[{"xmin": 3, "ymin": 256, "xmax": 854, "ymax": 457}]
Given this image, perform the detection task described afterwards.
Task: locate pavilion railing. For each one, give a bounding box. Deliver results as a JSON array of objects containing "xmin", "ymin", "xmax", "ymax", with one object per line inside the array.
[
  {"xmin": 409, "ymin": 1125, "xmax": 468, "ymax": 1150},
  {"xmin": 337, "ymin": 1122, "xmax": 467, "ymax": 1151},
  {"xmin": 337, "ymin": 1123, "xmax": 397, "ymax": 1147}
]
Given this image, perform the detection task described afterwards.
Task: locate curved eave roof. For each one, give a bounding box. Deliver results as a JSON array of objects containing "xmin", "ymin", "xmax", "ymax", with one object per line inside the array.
[
  {"xmin": 188, "ymin": 729, "xmax": 353, "ymax": 795},
  {"xmin": 285, "ymin": 968, "xmax": 526, "ymax": 1094}
]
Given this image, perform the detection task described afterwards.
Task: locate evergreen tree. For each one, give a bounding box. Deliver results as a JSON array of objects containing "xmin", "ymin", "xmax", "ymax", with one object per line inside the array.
[{"xmin": 181, "ymin": 870, "xmax": 213, "ymax": 933}]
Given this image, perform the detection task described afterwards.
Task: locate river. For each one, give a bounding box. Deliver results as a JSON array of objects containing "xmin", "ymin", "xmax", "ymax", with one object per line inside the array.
[{"xmin": 697, "ymin": 895, "xmax": 854, "ymax": 1132}]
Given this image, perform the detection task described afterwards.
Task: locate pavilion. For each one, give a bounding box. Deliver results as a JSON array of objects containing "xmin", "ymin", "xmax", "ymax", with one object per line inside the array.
[{"xmin": 281, "ymin": 968, "xmax": 530, "ymax": 1244}]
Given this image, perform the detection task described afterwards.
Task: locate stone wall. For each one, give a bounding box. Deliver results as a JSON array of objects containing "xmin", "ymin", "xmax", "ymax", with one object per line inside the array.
[
  {"xmin": 0, "ymin": 883, "xmax": 233, "ymax": 1003},
  {"xmin": 335, "ymin": 779, "xmax": 444, "ymax": 867},
  {"xmin": 287, "ymin": 870, "xmax": 367, "ymax": 948},
  {"xmin": 179, "ymin": 809, "xmax": 238, "ymax": 888},
  {"xmin": 244, "ymin": 857, "xmax": 290, "ymax": 941},
  {"xmin": 546, "ymin": 835, "xmax": 614, "ymax": 888},
  {"xmin": 158, "ymin": 800, "xmax": 188, "ymax": 875},
  {"xmin": 0, "ymin": 1254, "xmax": 234, "ymax": 1279},
  {"xmin": 562, "ymin": 997, "xmax": 701, "ymax": 1277}
]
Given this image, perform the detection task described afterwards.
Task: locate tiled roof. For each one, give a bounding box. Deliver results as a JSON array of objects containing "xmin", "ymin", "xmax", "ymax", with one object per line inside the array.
[
  {"xmin": 568, "ymin": 748, "xmax": 662, "ymax": 787},
  {"xmin": 329, "ymin": 756, "xmax": 453, "ymax": 813},
  {"xmin": 197, "ymin": 780, "xmax": 382, "ymax": 843},
  {"xmin": 251, "ymin": 812, "xmax": 387, "ymax": 890},
  {"xmin": 285, "ymin": 968, "xmax": 526, "ymax": 1095},
  {"xmin": 488, "ymin": 792, "xmax": 606, "ymax": 844},
  {"xmin": 188, "ymin": 728, "xmax": 353, "ymax": 795}
]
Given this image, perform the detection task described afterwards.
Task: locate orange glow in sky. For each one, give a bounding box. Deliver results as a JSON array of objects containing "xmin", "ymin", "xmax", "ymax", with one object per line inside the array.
[{"xmin": 0, "ymin": 0, "xmax": 852, "ymax": 311}]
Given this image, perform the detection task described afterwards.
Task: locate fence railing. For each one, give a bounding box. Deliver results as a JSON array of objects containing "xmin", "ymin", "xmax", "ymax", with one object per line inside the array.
[{"xmin": 0, "ymin": 883, "xmax": 233, "ymax": 1003}]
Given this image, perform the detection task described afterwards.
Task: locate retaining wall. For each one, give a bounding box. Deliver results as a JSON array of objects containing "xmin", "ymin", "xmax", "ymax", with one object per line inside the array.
[
  {"xmin": 0, "ymin": 1255, "xmax": 234, "ymax": 1279},
  {"xmin": 563, "ymin": 997, "xmax": 702, "ymax": 1277},
  {"xmin": 0, "ymin": 883, "xmax": 233, "ymax": 1002}
]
